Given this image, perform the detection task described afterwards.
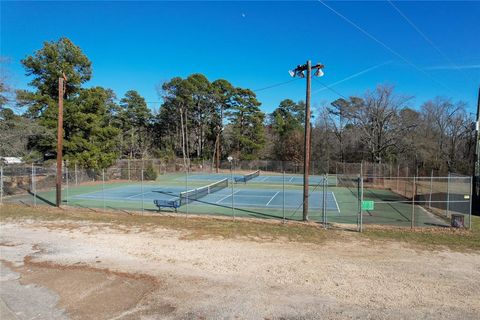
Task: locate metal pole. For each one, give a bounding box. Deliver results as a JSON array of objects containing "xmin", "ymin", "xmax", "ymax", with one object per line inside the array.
[
  {"xmin": 102, "ymin": 169, "xmax": 106, "ymax": 212},
  {"xmin": 231, "ymin": 161, "xmax": 235, "ymax": 220},
  {"xmin": 302, "ymin": 60, "xmax": 312, "ymax": 221},
  {"xmin": 141, "ymin": 168, "xmax": 144, "ymax": 214},
  {"xmin": 405, "ymin": 167, "xmax": 409, "ymax": 197},
  {"xmin": 128, "ymin": 159, "xmax": 131, "ymax": 181},
  {"xmin": 282, "ymin": 171, "xmax": 286, "ymax": 223},
  {"xmin": 429, "ymin": 169, "xmax": 433, "ymax": 209},
  {"xmin": 186, "ymin": 168, "xmax": 189, "ymax": 217},
  {"xmin": 359, "ymin": 163, "xmax": 364, "ymax": 232},
  {"xmin": 469, "ymin": 176, "xmax": 473, "ymax": 230},
  {"xmin": 360, "ymin": 176, "xmax": 364, "ymax": 233},
  {"xmin": 0, "ymin": 166, "xmax": 3, "ymax": 205},
  {"xmin": 65, "ymin": 160, "xmax": 69, "ymax": 206},
  {"xmin": 322, "ymin": 174, "xmax": 326, "ymax": 226},
  {"xmin": 56, "ymin": 76, "xmax": 65, "ymax": 207},
  {"xmin": 411, "ymin": 176, "xmax": 416, "ymax": 229},
  {"xmin": 396, "ymin": 164, "xmax": 400, "ymax": 192},
  {"xmin": 446, "ymin": 172, "xmax": 450, "ymax": 217},
  {"xmin": 31, "ymin": 163, "xmax": 34, "ymax": 206},
  {"xmin": 75, "ymin": 162, "xmax": 78, "ymax": 185},
  {"xmin": 324, "ymin": 174, "xmax": 328, "ymax": 228}
]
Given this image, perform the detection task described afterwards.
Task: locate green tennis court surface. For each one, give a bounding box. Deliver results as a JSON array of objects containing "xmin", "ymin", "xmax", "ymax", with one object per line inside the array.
[{"xmin": 4, "ymin": 172, "xmax": 449, "ymax": 227}]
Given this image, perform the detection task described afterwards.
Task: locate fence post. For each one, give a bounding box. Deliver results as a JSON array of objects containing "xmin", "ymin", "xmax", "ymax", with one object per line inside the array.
[
  {"xmin": 65, "ymin": 160, "xmax": 69, "ymax": 206},
  {"xmin": 102, "ymin": 169, "xmax": 106, "ymax": 212},
  {"xmin": 411, "ymin": 176, "xmax": 416, "ymax": 229},
  {"xmin": 396, "ymin": 164, "xmax": 400, "ymax": 192},
  {"xmin": 141, "ymin": 168, "xmax": 144, "ymax": 214},
  {"xmin": 185, "ymin": 169, "xmax": 189, "ymax": 217},
  {"xmin": 75, "ymin": 162, "xmax": 78, "ymax": 186},
  {"xmin": 231, "ymin": 162, "xmax": 235, "ymax": 220},
  {"xmin": 31, "ymin": 163, "xmax": 36, "ymax": 207},
  {"xmin": 324, "ymin": 174, "xmax": 328, "ymax": 228},
  {"xmin": 128, "ymin": 159, "xmax": 131, "ymax": 181},
  {"xmin": 429, "ymin": 169, "xmax": 433, "ymax": 209},
  {"xmin": 0, "ymin": 166, "xmax": 3, "ymax": 205},
  {"xmin": 359, "ymin": 175, "xmax": 364, "ymax": 233},
  {"xmin": 282, "ymin": 171, "xmax": 286, "ymax": 224},
  {"xmin": 446, "ymin": 172, "xmax": 450, "ymax": 217},
  {"xmin": 469, "ymin": 176, "xmax": 473, "ymax": 230}
]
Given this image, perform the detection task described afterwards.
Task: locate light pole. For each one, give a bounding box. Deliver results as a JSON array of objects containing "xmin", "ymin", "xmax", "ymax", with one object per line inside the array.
[{"xmin": 289, "ymin": 61, "xmax": 325, "ymax": 221}]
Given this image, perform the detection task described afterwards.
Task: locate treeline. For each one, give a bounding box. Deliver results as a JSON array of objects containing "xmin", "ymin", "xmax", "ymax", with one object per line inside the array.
[{"xmin": 0, "ymin": 38, "xmax": 476, "ymax": 175}]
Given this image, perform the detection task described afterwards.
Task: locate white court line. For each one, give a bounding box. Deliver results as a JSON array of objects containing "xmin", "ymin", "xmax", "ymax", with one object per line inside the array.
[
  {"xmin": 266, "ymin": 191, "xmax": 280, "ymax": 206},
  {"xmin": 261, "ymin": 176, "xmax": 269, "ymax": 182},
  {"xmin": 216, "ymin": 190, "xmax": 240, "ymax": 204},
  {"xmin": 289, "ymin": 176, "xmax": 294, "ymax": 182},
  {"xmin": 126, "ymin": 190, "xmax": 155, "ymax": 199},
  {"xmin": 331, "ymin": 192, "xmax": 341, "ymax": 214}
]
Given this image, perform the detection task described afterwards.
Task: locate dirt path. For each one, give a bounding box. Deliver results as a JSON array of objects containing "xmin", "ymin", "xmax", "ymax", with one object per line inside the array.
[{"xmin": 1, "ymin": 220, "xmax": 479, "ymax": 319}]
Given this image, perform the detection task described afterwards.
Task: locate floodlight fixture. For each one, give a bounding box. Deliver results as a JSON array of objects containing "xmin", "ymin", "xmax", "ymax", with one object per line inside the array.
[
  {"xmin": 288, "ymin": 70, "xmax": 295, "ymax": 77},
  {"xmin": 315, "ymin": 69, "xmax": 324, "ymax": 77}
]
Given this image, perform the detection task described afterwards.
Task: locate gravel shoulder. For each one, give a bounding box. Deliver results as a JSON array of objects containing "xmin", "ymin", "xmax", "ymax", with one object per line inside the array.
[{"xmin": 1, "ymin": 218, "xmax": 480, "ymax": 319}]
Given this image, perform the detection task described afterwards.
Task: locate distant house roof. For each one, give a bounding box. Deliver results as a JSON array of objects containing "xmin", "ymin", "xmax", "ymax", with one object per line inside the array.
[{"xmin": 0, "ymin": 157, "xmax": 23, "ymax": 164}]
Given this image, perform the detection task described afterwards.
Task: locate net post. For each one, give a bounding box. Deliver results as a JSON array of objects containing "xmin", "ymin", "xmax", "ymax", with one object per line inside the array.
[
  {"xmin": 282, "ymin": 171, "xmax": 286, "ymax": 224},
  {"xmin": 102, "ymin": 169, "xmax": 106, "ymax": 212},
  {"xmin": 411, "ymin": 176, "xmax": 416, "ymax": 229},
  {"xmin": 446, "ymin": 172, "xmax": 450, "ymax": 217}
]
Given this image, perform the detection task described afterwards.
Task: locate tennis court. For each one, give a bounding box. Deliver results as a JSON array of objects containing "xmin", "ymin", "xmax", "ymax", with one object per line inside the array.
[
  {"xmin": 178, "ymin": 172, "xmax": 337, "ymax": 186},
  {"xmin": 3, "ymin": 168, "xmax": 455, "ymax": 227},
  {"xmin": 70, "ymin": 183, "xmax": 340, "ymax": 212}
]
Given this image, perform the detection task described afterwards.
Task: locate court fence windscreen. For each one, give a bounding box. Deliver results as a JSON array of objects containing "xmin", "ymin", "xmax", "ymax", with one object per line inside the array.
[{"xmin": 0, "ymin": 159, "xmax": 473, "ymax": 230}]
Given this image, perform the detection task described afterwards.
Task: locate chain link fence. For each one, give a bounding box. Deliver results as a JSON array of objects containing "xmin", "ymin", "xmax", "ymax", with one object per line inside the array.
[{"xmin": 0, "ymin": 160, "xmax": 473, "ymax": 230}]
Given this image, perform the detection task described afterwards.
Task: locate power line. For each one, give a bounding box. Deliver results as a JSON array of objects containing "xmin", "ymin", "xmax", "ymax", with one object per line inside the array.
[
  {"xmin": 253, "ymin": 78, "xmax": 300, "ymax": 92},
  {"xmin": 312, "ymin": 61, "xmax": 392, "ymax": 95},
  {"xmin": 316, "ymin": 0, "xmax": 457, "ymax": 95},
  {"xmin": 313, "ymin": 77, "xmax": 349, "ymax": 100},
  {"xmin": 387, "ymin": 0, "xmax": 474, "ymax": 83}
]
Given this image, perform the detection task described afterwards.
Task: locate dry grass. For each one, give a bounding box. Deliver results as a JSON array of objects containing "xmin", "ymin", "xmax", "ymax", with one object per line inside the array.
[{"xmin": 1, "ymin": 204, "xmax": 479, "ymax": 251}]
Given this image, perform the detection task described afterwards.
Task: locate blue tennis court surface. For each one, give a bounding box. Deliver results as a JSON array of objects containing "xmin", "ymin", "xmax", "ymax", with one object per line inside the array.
[
  {"xmin": 71, "ymin": 184, "xmax": 340, "ymax": 212},
  {"xmin": 177, "ymin": 173, "xmax": 335, "ymax": 185}
]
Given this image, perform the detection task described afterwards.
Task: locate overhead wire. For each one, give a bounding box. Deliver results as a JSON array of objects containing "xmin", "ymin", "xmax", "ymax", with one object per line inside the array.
[
  {"xmin": 311, "ymin": 61, "xmax": 392, "ymax": 95},
  {"xmin": 387, "ymin": 0, "xmax": 474, "ymax": 83},
  {"xmin": 315, "ymin": 0, "xmax": 458, "ymax": 95}
]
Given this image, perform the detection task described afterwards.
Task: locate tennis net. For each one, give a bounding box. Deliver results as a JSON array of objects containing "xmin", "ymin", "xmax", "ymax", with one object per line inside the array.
[
  {"xmin": 180, "ymin": 178, "xmax": 229, "ymax": 205},
  {"xmin": 234, "ymin": 170, "xmax": 260, "ymax": 183}
]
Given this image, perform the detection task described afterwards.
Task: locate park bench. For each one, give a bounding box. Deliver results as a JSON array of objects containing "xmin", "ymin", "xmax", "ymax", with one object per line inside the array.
[{"xmin": 153, "ymin": 199, "xmax": 181, "ymax": 212}]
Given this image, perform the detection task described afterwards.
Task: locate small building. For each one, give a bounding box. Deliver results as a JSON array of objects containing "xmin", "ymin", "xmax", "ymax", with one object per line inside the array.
[{"xmin": 0, "ymin": 157, "xmax": 23, "ymax": 165}]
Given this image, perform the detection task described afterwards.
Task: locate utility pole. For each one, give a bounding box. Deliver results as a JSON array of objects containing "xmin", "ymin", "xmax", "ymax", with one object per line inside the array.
[
  {"xmin": 56, "ymin": 75, "xmax": 66, "ymax": 207},
  {"xmin": 216, "ymin": 106, "xmax": 223, "ymax": 173},
  {"xmin": 289, "ymin": 61, "xmax": 325, "ymax": 221},
  {"xmin": 473, "ymin": 87, "xmax": 480, "ymax": 213}
]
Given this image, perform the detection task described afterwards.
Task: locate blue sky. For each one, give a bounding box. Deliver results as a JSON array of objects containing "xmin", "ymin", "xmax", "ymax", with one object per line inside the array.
[{"xmin": 1, "ymin": 1, "xmax": 479, "ymax": 115}]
